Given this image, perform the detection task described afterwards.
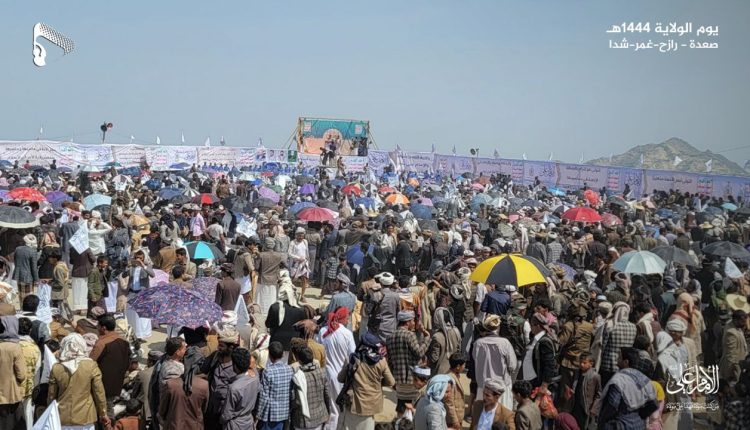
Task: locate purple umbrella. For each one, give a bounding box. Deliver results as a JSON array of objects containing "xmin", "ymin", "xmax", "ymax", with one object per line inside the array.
[
  {"xmin": 300, "ymin": 183, "xmax": 316, "ymax": 195},
  {"xmin": 415, "ymin": 197, "xmax": 433, "ymax": 207},
  {"xmin": 259, "ymin": 187, "xmax": 280, "ymax": 203},
  {"xmin": 0, "ymin": 190, "xmax": 8, "ymax": 201},
  {"xmin": 192, "ymin": 277, "xmax": 221, "ymax": 302},
  {"xmin": 128, "ymin": 283, "xmax": 223, "ymax": 328},
  {"xmin": 45, "ymin": 191, "xmax": 71, "ymax": 209}
]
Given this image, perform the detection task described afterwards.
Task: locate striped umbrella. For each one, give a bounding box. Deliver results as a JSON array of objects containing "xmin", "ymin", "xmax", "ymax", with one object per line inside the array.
[
  {"xmin": 183, "ymin": 241, "xmax": 225, "ymax": 260},
  {"xmin": 470, "ymin": 253, "xmax": 550, "ymax": 287},
  {"xmin": 385, "ymin": 193, "xmax": 409, "ymax": 205}
]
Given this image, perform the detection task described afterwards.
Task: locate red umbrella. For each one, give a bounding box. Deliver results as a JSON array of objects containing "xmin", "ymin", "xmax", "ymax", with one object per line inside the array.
[
  {"xmin": 379, "ymin": 186, "xmax": 396, "ymax": 193},
  {"xmin": 8, "ymin": 187, "xmax": 46, "ymax": 202},
  {"xmin": 561, "ymin": 207, "xmax": 602, "ymax": 223},
  {"xmin": 342, "ymin": 184, "xmax": 362, "ymax": 196},
  {"xmin": 261, "ymin": 172, "xmax": 275, "ymax": 177},
  {"xmin": 297, "ymin": 207, "xmax": 336, "ymax": 222},
  {"xmin": 601, "ymin": 213, "xmax": 622, "ymax": 228},
  {"xmin": 192, "ymin": 193, "xmax": 219, "ymax": 205}
]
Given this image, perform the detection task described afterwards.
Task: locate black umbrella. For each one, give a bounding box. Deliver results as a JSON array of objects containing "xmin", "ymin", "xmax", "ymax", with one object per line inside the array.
[
  {"xmin": 0, "ymin": 205, "xmax": 39, "ymax": 228},
  {"xmin": 702, "ymin": 241, "xmax": 750, "ymax": 261},
  {"xmin": 316, "ymin": 200, "xmax": 339, "ymax": 211},
  {"xmin": 295, "ymin": 176, "xmax": 315, "ymax": 185},
  {"xmin": 92, "ymin": 204, "xmax": 112, "ymax": 223},
  {"xmin": 651, "ymin": 246, "xmax": 697, "ymax": 266},
  {"xmin": 170, "ymin": 194, "xmax": 191, "ymax": 205},
  {"xmin": 418, "ymin": 219, "xmax": 438, "ymax": 232},
  {"xmin": 254, "ymin": 197, "xmax": 277, "ymax": 209},
  {"xmin": 736, "ymin": 207, "xmax": 750, "ymax": 216}
]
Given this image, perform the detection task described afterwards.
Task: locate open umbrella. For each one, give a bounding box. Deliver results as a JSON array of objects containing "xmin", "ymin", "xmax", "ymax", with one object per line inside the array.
[
  {"xmin": 79, "ymin": 164, "xmax": 101, "ymax": 173},
  {"xmin": 378, "ymin": 186, "xmax": 396, "ymax": 194},
  {"xmin": 354, "ymin": 197, "xmax": 376, "ymax": 209},
  {"xmin": 158, "ymin": 188, "xmax": 183, "ymax": 200},
  {"xmin": 655, "ymin": 208, "xmax": 674, "ymax": 219},
  {"xmin": 191, "ymin": 277, "xmax": 221, "ymax": 302},
  {"xmin": 0, "ymin": 205, "xmax": 40, "ymax": 228},
  {"xmin": 299, "ymin": 184, "xmax": 316, "ymax": 195},
  {"xmin": 548, "ymin": 188, "xmax": 566, "ymax": 197},
  {"xmin": 522, "ymin": 199, "xmax": 543, "ymax": 209},
  {"xmin": 193, "ymin": 193, "xmax": 219, "ymax": 205},
  {"xmin": 607, "ymin": 195, "xmax": 629, "ymax": 208},
  {"xmin": 600, "ymin": 213, "xmax": 622, "ymax": 228},
  {"xmin": 415, "ymin": 197, "xmax": 433, "ymax": 207},
  {"xmin": 342, "ymin": 184, "xmax": 362, "ymax": 196},
  {"xmin": 470, "ymin": 253, "xmax": 550, "ymax": 287},
  {"xmin": 612, "ymin": 251, "xmax": 666, "ymax": 274},
  {"xmin": 84, "ymin": 193, "xmax": 112, "ymax": 210},
  {"xmin": 128, "ymin": 283, "xmax": 223, "ymax": 328},
  {"xmin": 330, "ymin": 179, "xmax": 346, "ymax": 188},
  {"xmin": 289, "ymin": 202, "xmax": 318, "ymax": 214},
  {"xmin": 259, "ymin": 187, "xmax": 280, "ymax": 203},
  {"xmin": 651, "ymin": 246, "xmax": 697, "ymax": 267},
  {"xmin": 169, "ymin": 162, "xmax": 191, "ymax": 170},
  {"xmin": 8, "ymin": 187, "xmax": 46, "ymax": 202},
  {"xmin": 418, "ymin": 219, "xmax": 438, "ymax": 232},
  {"xmin": 316, "ymin": 200, "xmax": 339, "ymax": 211},
  {"xmin": 702, "ymin": 241, "xmax": 750, "ymax": 261},
  {"xmin": 410, "ymin": 204, "xmax": 432, "ymax": 220},
  {"xmin": 385, "ymin": 193, "xmax": 409, "ymax": 205},
  {"xmin": 298, "ymin": 207, "xmax": 336, "ymax": 222},
  {"xmin": 254, "ymin": 198, "xmax": 278, "ymax": 209},
  {"xmin": 702, "ymin": 206, "xmax": 723, "ymax": 216},
  {"xmin": 105, "ymin": 161, "xmax": 123, "ymax": 168},
  {"xmin": 583, "ymin": 189, "xmax": 600, "ymax": 206},
  {"xmin": 722, "ymin": 202, "xmax": 737, "ymax": 212},
  {"xmin": 183, "ymin": 241, "xmax": 225, "ymax": 260},
  {"xmin": 45, "ymin": 191, "xmax": 71, "ymax": 209},
  {"xmin": 736, "ymin": 207, "xmax": 750, "ymax": 216},
  {"xmin": 561, "ymin": 207, "xmax": 602, "ymax": 223},
  {"xmin": 470, "ymin": 194, "xmax": 493, "ymax": 211}
]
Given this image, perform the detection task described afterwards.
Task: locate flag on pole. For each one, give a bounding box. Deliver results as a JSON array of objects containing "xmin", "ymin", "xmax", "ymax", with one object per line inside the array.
[
  {"xmin": 130, "ymin": 135, "xmax": 135, "ymax": 144},
  {"xmin": 204, "ymin": 137, "xmax": 211, "ymax": 147},
  {"xmin": 452, "ymin": 145, "xmax": 456, "ymax": 156},
  {"xmin": 220, "ymin": 136, "xmax": 225, "ymax": 146},
  {"xmin": 493, "ymin": 149, "xmax": 499, "ymax": 159},
  {"xmin": 673, "ymin": 156, "xmax": 683, "ymax": 166},
  {"xmin": 640, "ymin": 154, "xmax": 644, "ymax": 165},
  {"xmin": 705, "ymin": 159, "xmax": 712, "ymax": 172},
  {"xmin": 522, "ymin": 153, "xmax": 527, "ymax": 160},
  {"xmin": 156, "ymin": 136, "xmax": 161, "ymax": 145},
  {"xmin": 39, "ymin": 125, "xmax": 44, "ymax": 135},
  {"xmin": 579, "ymin": 153, "xmax": 585, "ymax": 163},
  {"xmin": 548, "ymin": 152, "xmax": 553, "ymax": 161},
  {"xmin": 181, "ymin": 132, "xmax": 185, "ymax": 144},
  {"xmin": 431, "ymin": 143, "xmax": 435, "ymax": 153},
  {"xmin": 609, "ymin": 153, "xmax": 613, "ymax": 163}
]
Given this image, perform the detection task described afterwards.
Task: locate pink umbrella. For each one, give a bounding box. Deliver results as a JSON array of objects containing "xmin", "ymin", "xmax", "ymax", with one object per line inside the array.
[
  {"xmin": 298, "ymin": 207, "xmax": 337, "ymax": 222},
  {"xmin": 415, "ymin": 197, "xmax": 433, "ymax": 207},
  {"xmin": 259, "ymin": 187, "xmax": 280, "ymax": 203},
  {"xmin": 471, "ymin": 183, "xmax": 485, "ymax": 191},
  {"xmin": 601, "ymin": 213, "xmax": 622, "ymax": 228}
]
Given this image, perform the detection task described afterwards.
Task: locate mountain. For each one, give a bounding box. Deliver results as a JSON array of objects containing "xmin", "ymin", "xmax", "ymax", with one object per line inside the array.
[{"xmin": 586, "ymin": 138, "xmax": 748, "ymax": 176}]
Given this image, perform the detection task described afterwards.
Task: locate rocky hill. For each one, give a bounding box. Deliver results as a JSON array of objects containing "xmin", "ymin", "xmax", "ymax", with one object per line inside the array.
[{"xmin": 586, "ymin": 138, "xmax": 748, "ymax": 176}]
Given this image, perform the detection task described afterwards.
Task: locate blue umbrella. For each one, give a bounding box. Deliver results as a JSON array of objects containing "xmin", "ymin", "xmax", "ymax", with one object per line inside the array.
[
  {"xmin": 0, "ymin": 160, "xmax": 12, "ymax": 167},
  {"xmin": 655, "ymin": 208, "xmax": 673, "ymax": 218},
  {"xmin": 346, "ymin": 244, "xmax": 373, "ymax": 266},
  {"xmin": 45, "ymin": 191, "xmax": 71, "ymax": 209},
  {"xmin": 120, "ymin": 167, "xmax": 141, "ymax": 176},
  {"xmin": 703, "ymin": 206, "xmax": 723, "ymax": 216},
  {"xmin": 354, "ymin": 197, "xmax": 376, "ymax": 209},
  {"xmin": 83, "ymin": 193, "xmax": 112, "ymax": 210},
  {"xmin": 105, "ymin": 161, "xmax": 123, "ymax": 168},
  {"xmin": 330, "ymin": 179, "xmax": 346, "ymax": 188},
  {"xmin": 289, "ymin": 202, "xmax": 317, "ymax": 214},
  {"xmin": 158, "ymin": 188, "xmax": 183, "ymax": 200},
  {"xmin": 250, "ymin": 179, "xmax": 263, "ymax": 186},
  {"xmin": 547, "ymin": 188, "xmax": 566, "ymax": 197},
  {"xmin": 470, "ymin": 194, "xmax": 493, "ymax": 211},
  {"xmin": 183, "ymin": 241, "xmax": 225, "ymax": 260},
  {"xmin": 170, "ymin": 162, "xmax": 191, "ymax": 170},
  {"xmin": 145, "ymin": 179, "xmax": 162, "ymax": 190},
  {"xmin": 722, "ymin": 202, "xmax": 738, "ymax": 211},
  {"xmin": 410, "ymin": 204, "xmax": 432, "ymax": 220}
]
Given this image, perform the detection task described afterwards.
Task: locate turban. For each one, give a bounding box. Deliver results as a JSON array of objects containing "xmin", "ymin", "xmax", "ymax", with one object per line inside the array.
[
  {"xmin": 324, "ymin": 307, "xmax": 350, "ymax": 338},
  {"xmin": 23, "ymin": 234, "xmax": 37, "ymax": 247},
  {"xmin": 413, "ymin": 366, "xmax": 431, "ymax": 379},
  {"xmin": 666, "ymin": 318, "xmax": 688, "ymax": 333},
  {"xmin": 398, "ymin": 310, "xmax": 416, "ymax": 322},
  {"xmin": 216, "ymin": 323, "xmax": 240, "ymax": 344},
  {"xmin": 484, "ymin": 377, "xmax": 506, "ymax": 395},
  {"xmin": 483, "ymin": 315, "xmax": 501, "ymax": 332},
  {"xmin": 377, "ymin": 272, "xmax": 395, "ymax": 286}
]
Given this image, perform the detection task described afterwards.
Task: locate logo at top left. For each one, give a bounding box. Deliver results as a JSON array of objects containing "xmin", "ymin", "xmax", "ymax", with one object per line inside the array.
[{"xmin": 33, "ymin": 23, "xmax": 75, "ymax": 67}]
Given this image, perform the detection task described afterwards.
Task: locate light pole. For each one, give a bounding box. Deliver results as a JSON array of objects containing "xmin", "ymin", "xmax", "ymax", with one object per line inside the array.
[{"xmin": 100, "ymin": 122, "xmax": 113, "ymax": 143}]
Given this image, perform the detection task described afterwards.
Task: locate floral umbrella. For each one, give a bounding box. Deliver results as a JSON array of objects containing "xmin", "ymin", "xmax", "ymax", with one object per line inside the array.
[{"xmin": 128, "ymin": 283, "xmax": 223, "ymax": 328}]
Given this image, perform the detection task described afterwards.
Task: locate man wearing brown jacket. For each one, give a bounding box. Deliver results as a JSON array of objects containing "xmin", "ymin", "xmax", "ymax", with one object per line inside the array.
[
  {"xmin": 0, "ymin": 316, "xmax": 25, "ymax": 430},
  {"xmin": 90, "ymin": 314, "xmax": 131, "ymax": 419}
]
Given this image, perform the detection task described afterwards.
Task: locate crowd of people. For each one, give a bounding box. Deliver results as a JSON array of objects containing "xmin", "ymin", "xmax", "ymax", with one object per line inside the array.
[{"xmin": 0, "ymin": 157, "xmax": 748, "ymax": 430}]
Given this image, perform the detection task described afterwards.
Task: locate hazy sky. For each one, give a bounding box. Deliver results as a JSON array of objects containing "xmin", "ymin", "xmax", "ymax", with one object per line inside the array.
[{"xmin": 2, "ymin": 1, "xmax": 749, "ymax": 162}]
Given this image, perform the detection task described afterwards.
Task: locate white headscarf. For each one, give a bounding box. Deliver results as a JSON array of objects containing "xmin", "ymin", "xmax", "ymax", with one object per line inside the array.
[
  {"xmin": 59, "ymin": 334, "xmax": 92, "ymax": 374},
  {"xmin": 276, "ymin": 272, "xmax": 299, "ymax": 324}
]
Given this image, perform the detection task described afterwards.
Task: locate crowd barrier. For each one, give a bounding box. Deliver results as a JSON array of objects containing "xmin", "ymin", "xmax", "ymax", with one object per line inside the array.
[{"xmin": 0, "ymin": 140, "xmax": 748, "ymax": 200}]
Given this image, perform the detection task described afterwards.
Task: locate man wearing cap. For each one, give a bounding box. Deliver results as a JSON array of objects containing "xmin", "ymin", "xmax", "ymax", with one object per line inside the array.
[
  {"xmin": 376, "ymin": 272, "xmax": 402, "ymax": 343},
  {"xmin": 386, "ymin": 309, "xmax": 430, "ymax": 420},
  {"xmin": 13, "ymin": 234, "xmax": 39, "ymax": 303},
  {"xmin": 719, "ymin": 310, "xmax": 748, "ymax": 388},
  {"xmin": 216, "ymin": 263, "xmax": 241, "ymax": 312},
  {"xmin": 132, "ymin": 349, "xmax": 163, "ymax": 428},
  {"xmin": 472, "ymin": 315, "xmax": 518, "ymax": 410},
  {"xmin": 200, "ymin": 324, "xmax": 240, "ymax": 430},
  {"xmin": 324, "ymin": 273, "xmax": 358, "ymax": 329},
  {"xmin": 469, "ymin": 377, "xmax": 515, "ymax": 430}
]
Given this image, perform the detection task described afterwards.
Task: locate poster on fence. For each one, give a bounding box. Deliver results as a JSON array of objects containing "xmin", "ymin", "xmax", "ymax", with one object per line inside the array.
[
  {"xmin": 367, "ymin": 150, "xmax": 391, "ymax": 174},
  {"xmin": 474, "ymin": 157, "xmax": 513, "ymax": 176},
  {"xmin": 644, "ymin": 170, "xmax": 700, "ymax": 195},
  {"xmin": 198, "ymin": 147, "xmax": 239, "ymax": 166},
  {"xmin": 396, "ymin": 152, "xmax": 434, "ymax": 174},
  {"xmin": 557, "ymin": 163, "xmax": 608, "ymax": 191},
  {"xmin": 112, "ymin": 145, "xmax": 147, "ymax": 167},
  {"xmin": 523, "ymin": 161, "xmax": 557, "ymax": 187},
  {"xmin": 342, "ymin": 156, "xmax": 368, "ymax": 172}
]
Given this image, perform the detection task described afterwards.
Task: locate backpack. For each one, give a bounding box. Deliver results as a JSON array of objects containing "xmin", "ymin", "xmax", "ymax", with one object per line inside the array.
[
  {"xmin": 499, "ymin": 312, "xmax": 527, "ymax": 361},
  {"xmin": 533, "ymin": 336, "xmax": 560, "ymax": 380}
]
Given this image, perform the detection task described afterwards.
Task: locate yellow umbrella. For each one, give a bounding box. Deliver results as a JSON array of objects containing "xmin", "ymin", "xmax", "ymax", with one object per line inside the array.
[{"xmin": 470, "ymin": 253, "xmax": 550, "ymax": 287}]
